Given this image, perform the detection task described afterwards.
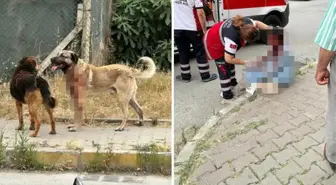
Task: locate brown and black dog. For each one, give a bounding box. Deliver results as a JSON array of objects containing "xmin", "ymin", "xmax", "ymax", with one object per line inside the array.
[
  {"xmin": 50, "ymin": 50, "xmax": 156, "ymax": 132},
  {"xmin": 9, "ymin": 56, "xmax": 57, "ymax": 137}
]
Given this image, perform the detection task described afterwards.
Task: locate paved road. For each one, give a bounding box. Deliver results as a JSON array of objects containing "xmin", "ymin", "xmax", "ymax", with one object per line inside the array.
[
  {"xmin": 174, "ymin": 0, "xmax": 329, "ymax": 154},
  {"xmin": 0, "ymin": 171, "xmax": 171, "ymax": 185},
  {"xmin": 186, "ymin": 66, "xmax": 333, "ymax": 185}
]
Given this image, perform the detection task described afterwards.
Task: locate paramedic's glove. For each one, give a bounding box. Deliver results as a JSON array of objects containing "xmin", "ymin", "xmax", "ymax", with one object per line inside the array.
[
  {"xmin": 245, "ymin": 60, "xmax": 259, "ymax": 68},
  {"xmin": 242, "ymin": 60, "xmax": 249, "ymax": 69},
  {"xmin": 242, "ymin": 60, "xmax": 249, "ymax": 70}
]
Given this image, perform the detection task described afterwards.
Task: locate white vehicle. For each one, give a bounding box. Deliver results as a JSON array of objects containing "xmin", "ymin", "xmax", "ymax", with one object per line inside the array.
[{"xmin": 174, "ymin": 0, "xmax": 290, "ymax": 55}]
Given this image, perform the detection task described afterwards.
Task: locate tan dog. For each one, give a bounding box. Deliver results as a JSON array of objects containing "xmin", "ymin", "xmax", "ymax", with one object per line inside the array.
[{"xmin": 50, "ymin": 50, "xmax": 156, "ymax": 131}]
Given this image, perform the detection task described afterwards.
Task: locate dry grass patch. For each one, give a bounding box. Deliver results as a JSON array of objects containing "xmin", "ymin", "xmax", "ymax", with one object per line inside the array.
[{"xmin": 0, "ymin": 72, "xmax": 171, "ymax": 126}]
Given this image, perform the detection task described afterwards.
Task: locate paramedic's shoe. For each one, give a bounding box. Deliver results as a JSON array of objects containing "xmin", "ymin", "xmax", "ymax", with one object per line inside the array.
[
  {"xmin": 324, "ymin": 144, "xmax": 336, "ymax": 171},
  {"xmin": 232, "ymin": 85, "xmax": 246, "ymax": 97},
  {"xmin": 220, "ymin": 92, "xmax": 235, "ymax": 104},
  {"xmin": 246, "ymin": 84, "xmax": 257, "ymax": 95}
]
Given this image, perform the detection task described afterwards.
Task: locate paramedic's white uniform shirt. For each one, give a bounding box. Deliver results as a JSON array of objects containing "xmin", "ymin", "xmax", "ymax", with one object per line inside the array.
[{"xmin": 174, "ymin": 0, "xmax": 198, "ymax": 31}]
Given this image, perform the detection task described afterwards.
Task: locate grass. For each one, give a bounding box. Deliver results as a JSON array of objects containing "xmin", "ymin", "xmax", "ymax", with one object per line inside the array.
[
  {"xmin": 83, "ymin": 142, "xmax": 171, "ymax": 175},
  {"xmin": 0, "ymin": 72, "xmax": 171, "ymax": 126},
  {"xmin": 9, "ymin": 126, "xmax": 44, "ymax": 170},
  {"xmin": 0, "ymin": 130, "xmax": 6, "ymax": 166},
  {"xmin": 178, "ymin": 129, "xmax": 214, "ymax": 185},
  {"xmin": 178, "ymin": 119, "xmax": 268, "ymax": 185},
  {"xmin": 220, "ymin": 120, "xmax": 267, "ymax": 142},
  {"xmin": 132, "ymin": 143, "xmax": 171, "ymax": 152},
  {"xmin": 0, "ymin": 125, "xmax": 171, "ymax": 175},
  {"xmin": 134, "ymin": 143, "xmax": 171, "ymax": 175}
]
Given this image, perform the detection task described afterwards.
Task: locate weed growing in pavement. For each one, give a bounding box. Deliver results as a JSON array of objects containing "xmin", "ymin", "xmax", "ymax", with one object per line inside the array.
[
  {"xmin": 220, "ymin": 120, "xmax": 268, "ymax": 142},
  {"xmin": 134, "ymin": 143, "xmax": 171, "ymax": 175},
  {"xmin": 65, "ymin": 140, "xmax": 84, "ymax": 153},
  {"xmin": 0, "ymin": 130, "xmax": 7, "ymax": 167},
  {"xmin": 230, "ymin": 106, "xmax": 241, "ymax": 113},
  {"xmin": 296, "ymin": 70, "xmax": 305, "ymax": 76},
  {"xmin": 85, "ymin": 142, "xmax": 133, "ymax": 173},
  {"xmin": 176, "ymin": 125, "xmax": 200, "ymax": 155},
  {"xmin": 85, "ymin": 143, "xmax": 106, "ymax": 173},
  {"xmin": 10, "ymin": 126, "xmax": 43, "ymax": 170},
  {"xmin": 175, "ymin": 128, "xmax": 189, "ymax": 156},
  {"xmin": 248, "ymin": 94, "xmax": 258, "ymax": 102},
  {"xmin": 178, "ymin": 131, "xmax": 214, "ymax": 185},
  {"xmin": 178, "ymin": 119, "xmax": 268, "ymax": 185},
  {"xmin": 297, "ymin": 179, "xmax": 304, "ymax": 185},
  {"xmin": 84, "ymin": 142, "xmax": 171, "ymax": 175}
]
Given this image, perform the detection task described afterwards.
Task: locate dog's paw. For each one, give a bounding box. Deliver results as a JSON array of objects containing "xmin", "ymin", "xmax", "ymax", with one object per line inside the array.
[
  {"xmin": 134, "ymin": 121, "xmax": 143, "ymax": 126},
  {"xmin": 29, "ymin": 125, "xmax": 35, "ymax": 130},
  {"xmin": 114, "ymin": 128, "xmax": 124, "ymax": 131},
  {"xmin": 49, "ymin": 130, "xmax": 57, "ymax": 135},
  {"xmin": 15, "ymin": 126, "xmax": 23, "ymax": 130},
  {"xmin": 30, "ymin": 134, "xmax": 37, "ymax": 137}
]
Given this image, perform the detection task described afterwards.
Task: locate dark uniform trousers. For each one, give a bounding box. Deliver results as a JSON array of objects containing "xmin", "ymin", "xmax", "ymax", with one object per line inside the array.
[
  {"xmin": 174, "ymin": 30, "xmax": 211, "ymax": 80},
  {"xmin": 214, "ymin": 57, "xmax": 237, "ymax": 99}
]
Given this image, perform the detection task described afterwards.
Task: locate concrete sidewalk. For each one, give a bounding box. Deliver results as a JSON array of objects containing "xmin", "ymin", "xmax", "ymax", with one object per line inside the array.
[
  {"xmin": 183, "ymin": 66, "xmax": 335, "ymax": 185},
  {"xmin": 0, "ymin": 119, "xmax": 171, "ymax": 172},
  {"xmin": 0, "ymin": 119, "xmax": 171, "ymax": 152},
  {"xmin": 0, "ymin": 170, "xmax": 171, "ymax": 185}
]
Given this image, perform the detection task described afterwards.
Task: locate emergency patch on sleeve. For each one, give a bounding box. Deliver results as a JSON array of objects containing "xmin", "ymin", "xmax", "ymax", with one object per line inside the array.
[
  {"xmin": 230, "ymin": 44, "xmax": 237, "ymax": 49},
  {"xmin": 224, "ymin": 37, "xmax": 238, "ymax": 55}
]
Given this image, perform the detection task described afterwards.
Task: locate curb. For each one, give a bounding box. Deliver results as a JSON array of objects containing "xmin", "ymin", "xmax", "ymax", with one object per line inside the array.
[
  {"xmin": 174, "ymin": 61, "xmax": 317, "ymax": 184},
  {"xmin": 2, "ymin": 147, "xmax": 171, "ymax": 175},
  {"xmin": 174, "ymin": 92, "xmax": 256, "ymax": 185},
  {"xmin": 55, "ymin": 117, "xmax": 172, "ymax": 126}
]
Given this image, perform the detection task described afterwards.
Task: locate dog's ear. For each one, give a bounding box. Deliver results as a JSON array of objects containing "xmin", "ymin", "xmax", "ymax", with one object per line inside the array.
[{"xmin": 71, "ymin": 52, "xmax": 79, "ymax": 64}]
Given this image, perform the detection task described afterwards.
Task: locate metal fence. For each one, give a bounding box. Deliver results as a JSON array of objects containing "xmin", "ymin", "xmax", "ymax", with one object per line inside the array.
[{"xmin": 0, "ymin": 0, "xmax": 112, "ymax": 82}]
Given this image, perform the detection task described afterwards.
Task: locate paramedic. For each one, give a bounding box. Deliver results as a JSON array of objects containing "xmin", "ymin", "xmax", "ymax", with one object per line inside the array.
[
  {"xmin": 203, "ymin": 15, "xmax": 273, "ymax": 100},
  {"xmin": 174, "ymin": 0, "xmax": 217, "ymax": 82}
]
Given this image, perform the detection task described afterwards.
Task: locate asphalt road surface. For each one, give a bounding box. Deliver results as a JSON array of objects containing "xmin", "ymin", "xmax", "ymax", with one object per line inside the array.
[
  {"xmin": 174, "ymin": 0, "xmax": 329, "ymax": 153},
  {"xmin": 0, "ymin": 171, "xmax": 171, "ymax": 185}
]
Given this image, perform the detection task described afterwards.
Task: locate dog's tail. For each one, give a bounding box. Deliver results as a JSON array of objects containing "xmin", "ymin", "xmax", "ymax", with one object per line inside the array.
[
  {"xmin": 36, "ymin": 76, "xmax": 57, "ymax": 109},
  {"xmin": 132, "ymin": 57, "xmax": 156, "ymax": 79}
]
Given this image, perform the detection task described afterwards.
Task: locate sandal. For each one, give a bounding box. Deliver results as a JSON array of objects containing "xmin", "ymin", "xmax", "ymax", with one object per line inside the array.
[
  {"xmin": 176, "ymin": 75, "xmax": 191, "ymax": 83},
  {"xmin": 202, "ymin": 73, "xmax": 218, "ymax": 82}
]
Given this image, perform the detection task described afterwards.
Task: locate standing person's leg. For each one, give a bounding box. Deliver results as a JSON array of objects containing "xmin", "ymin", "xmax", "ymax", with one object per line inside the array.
[
  {"xmin": 214, "ymin": 57, "xmax": 233, "ymax": 99},
  {"xmin": 188, "ymin": 30, "xmax": 217, "ymax": 82},
  {"xmin": 325, "ymin": 58, "xmax": 336, "ymax": 169},
  {"xmin": 175, "ymin": 30, "xmax": 192, "ymax": 82}
]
